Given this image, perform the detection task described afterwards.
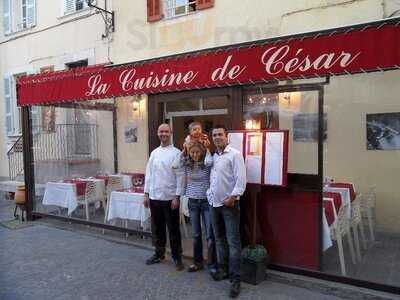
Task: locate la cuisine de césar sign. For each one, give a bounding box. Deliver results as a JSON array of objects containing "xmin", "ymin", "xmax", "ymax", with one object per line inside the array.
[{"xmin": 18, "ymin": 22, "xmax": 400, "ymax": 106}]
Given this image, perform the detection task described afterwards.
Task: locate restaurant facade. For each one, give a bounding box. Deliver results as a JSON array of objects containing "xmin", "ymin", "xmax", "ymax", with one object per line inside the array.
[{"xmin": 5, "ymin": 0, "xmax": 400, "ymax": 295}]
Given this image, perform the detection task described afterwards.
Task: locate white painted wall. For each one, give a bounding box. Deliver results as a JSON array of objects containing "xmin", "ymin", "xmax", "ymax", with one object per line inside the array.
[{"xmin": 0, "ymin": 0, "xmax": 111, "ymax": 177}]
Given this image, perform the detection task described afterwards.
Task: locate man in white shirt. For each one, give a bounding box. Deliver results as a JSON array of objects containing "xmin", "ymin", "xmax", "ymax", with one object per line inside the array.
[
  {"xmin": 143, "ymin": 123, "xmax": 184, "ymax": 271},
  {"xmin": 207, "ymin": 125, "xmax": 246, "ymax": 298}
]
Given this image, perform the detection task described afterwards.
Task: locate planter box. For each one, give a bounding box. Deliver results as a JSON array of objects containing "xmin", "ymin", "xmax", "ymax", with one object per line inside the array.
[{"xmin": 241, "ymin": 257, "xmax": 267, "ymax": 285}]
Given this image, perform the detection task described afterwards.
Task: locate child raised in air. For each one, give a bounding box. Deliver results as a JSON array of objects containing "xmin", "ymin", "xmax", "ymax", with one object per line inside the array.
[{"xmin": 184, "ymin": 121, "xmax": 210, "ymax": 153}]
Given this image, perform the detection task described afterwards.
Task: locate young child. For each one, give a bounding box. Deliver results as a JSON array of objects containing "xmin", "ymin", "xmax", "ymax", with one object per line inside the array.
[
  {"xmin": 184, "ymin": 121, "xmax": 210, "ymax": 153},
  {"xmin": 172, "ymin": 122, "xmax": 210, "ymax": 169}
]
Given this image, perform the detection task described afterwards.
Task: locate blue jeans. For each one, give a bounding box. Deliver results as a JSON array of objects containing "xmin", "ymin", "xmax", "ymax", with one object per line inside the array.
[
  {"xmin": 188, "ymin": 198, "xmax": 217, "ymax": 271},
  {"xmin": 211, "ymin": 202, "xmax": 241, "ymax": 282}
]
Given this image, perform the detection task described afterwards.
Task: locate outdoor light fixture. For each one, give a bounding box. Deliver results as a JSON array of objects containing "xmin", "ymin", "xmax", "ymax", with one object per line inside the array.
[
  {"xmin": 85, "ymin": 0, "xmax": 115, "ymax": 38},
  {"xmin": 132, "ymin": 100, "xmax": 139, "ymax": 112},
  {"xmin": 282, "ymin": 92, "xmax": 291, "ymax": 104}
]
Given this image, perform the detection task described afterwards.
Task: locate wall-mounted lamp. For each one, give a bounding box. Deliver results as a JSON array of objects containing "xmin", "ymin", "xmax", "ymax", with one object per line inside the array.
[
  {"xmin": 282, "ymin": 92, "xmax": 291, "ymax": 104},
  {"xmin": 132, "ymin": 100, "xmax": 139, "ymax": 112}
]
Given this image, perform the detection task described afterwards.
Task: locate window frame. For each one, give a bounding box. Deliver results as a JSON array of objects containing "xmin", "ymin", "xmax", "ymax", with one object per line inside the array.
[
  {"xmin": 3, "ymin": 0, "xmax": 36, "ymax": 35},
  {"xmin": 61, "ymin": 0, "xmax": 93, "ymax": 17},
  {"xmin": 163, "ymin": 0, "xmax": 197, "ymax": 20}
]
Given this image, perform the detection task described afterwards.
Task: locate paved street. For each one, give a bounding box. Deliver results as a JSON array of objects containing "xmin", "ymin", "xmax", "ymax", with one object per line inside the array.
[{"xmin": 0, "ymin": 222, "xmax": 350, "ymax": 300}]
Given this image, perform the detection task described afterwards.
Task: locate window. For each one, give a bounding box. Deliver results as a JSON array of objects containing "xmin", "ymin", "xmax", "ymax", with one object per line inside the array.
[
  {"xmin": 164, "ymin": 0, "xmax": 196, "ymax": 19},
  {"xmin": 3, "ymin": 74, "xmax": 27, "ymax": 136},
  {"xmin": 65, "ymin": 59, "xmax": 88, "ymax": 69},
  {"xmin": 2, "ymin": 0, "xmax": 36, "ymax": 34},
  {"xmin": 147, "ymin": 0, "xmax": 214, "ymax": 22},
  {"xmin": 4, "ymin": 77, "xmax": 13, "ymax": 135},
  {"xmin": 62, "ymin": 0, "xmax": 93, "ymax": 16}
]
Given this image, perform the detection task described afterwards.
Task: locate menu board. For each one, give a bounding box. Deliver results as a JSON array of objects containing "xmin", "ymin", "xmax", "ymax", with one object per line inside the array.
[{"xmin": 228, "ymin": 130, "xmax": 288, "ymax": 186}]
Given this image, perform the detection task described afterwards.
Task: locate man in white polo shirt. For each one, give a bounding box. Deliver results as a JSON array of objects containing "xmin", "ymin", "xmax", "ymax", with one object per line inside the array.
[
  {"xmin": 207, "ymin": 125, "xmax": 246, "ymax": 298},
  {"xmin": 143, "ymin": 123, "xmax": 184, "ymax": 271}
]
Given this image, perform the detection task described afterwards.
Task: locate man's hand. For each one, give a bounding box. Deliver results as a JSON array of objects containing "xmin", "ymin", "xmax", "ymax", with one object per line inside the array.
[
  {"xmin": 171, "ymin": 197, "xmax": 180, "ymax": 210},
  {"xmin": 143, "ymin": 194, "xmax": 149, "ymax": 208},
  {"xmin": 223, "ymin": 196, "xmax": 236, "ymax": 207}
]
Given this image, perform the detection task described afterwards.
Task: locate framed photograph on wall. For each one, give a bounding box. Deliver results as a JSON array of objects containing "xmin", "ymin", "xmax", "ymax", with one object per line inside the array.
[
  {"xmin": 367, "ymin": 112, "xmax": 400, "ymax": 150},
  {"xmin": 124, "ymin": 123, "xmax": 138, "ymax": 143}
]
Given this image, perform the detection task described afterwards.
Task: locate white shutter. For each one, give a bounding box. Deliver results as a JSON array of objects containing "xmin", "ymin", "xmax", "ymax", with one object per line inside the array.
[
  {"xmin": 26, "ymin": 0, "xmax": 36, "ymax": 27},
  {"xmin": 10, "ymin": 76, "xmax": 21, "ymax": 134},
  {"xmin": 3, "ymin": 0, "xmax": 12, "ymax": 34},
  {"xmin": 63, "ymin": 0, "xmax": 75, "ymax": 15},
  {"xmin": 4, "ymin": 77, "xmax": 13, "ymax": 135}
]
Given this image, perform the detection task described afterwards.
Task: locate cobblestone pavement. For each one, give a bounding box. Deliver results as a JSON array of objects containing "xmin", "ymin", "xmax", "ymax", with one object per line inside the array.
[{"xmin": 0, "ymin": 223, "xmax": 349, "ymax": 300}]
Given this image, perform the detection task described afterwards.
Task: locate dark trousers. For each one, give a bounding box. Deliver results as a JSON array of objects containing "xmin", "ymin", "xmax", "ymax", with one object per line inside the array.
[
  {"xmin": 188, "ymin": 198, "xmax": 217, "ymax": 270},
  {"xmin": 149, "ymin": 199, "xmax": 182, "ymax": 260},
  {"xmin": 211, "ymin": 202, "xmax": 241, "ymax": 282}
]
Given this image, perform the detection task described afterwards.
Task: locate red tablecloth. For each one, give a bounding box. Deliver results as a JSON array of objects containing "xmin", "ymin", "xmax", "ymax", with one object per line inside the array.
[
  {"xmin": 324, "ymin": 201, "xmax": 335, "ymax": 226},
  {"xmin": 329, "ymin": 182, "xmax": 356, "ymax": 201},
  {"xmin": 323, "ymin": 191, "xmax": 342, "ymax": 212},
  {"xmin": 63, "ymin": 179, "xmax": 87, "ymax": 196},
  {"xmin": 95, "ymin": 175, "xmax": 109, "ymax": 186}
]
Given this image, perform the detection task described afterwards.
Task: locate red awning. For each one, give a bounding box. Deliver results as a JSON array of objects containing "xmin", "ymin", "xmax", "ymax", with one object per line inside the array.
[{"xmin": 17, "ymin": 17, "xmax": 400, "ymax": 106}]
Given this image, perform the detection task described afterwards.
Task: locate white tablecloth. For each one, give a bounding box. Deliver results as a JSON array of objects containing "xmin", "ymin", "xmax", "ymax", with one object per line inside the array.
[
  {"xmin": 324, "ymin": 187, "xmax": 351, "ymax": 218},
  {"xmin": 107, "ymin": 191, "xmax": 150, "ymax": 229},
  {"xmin": 42, "ymin": 182, "xmax": 78, "ymax": 215}
]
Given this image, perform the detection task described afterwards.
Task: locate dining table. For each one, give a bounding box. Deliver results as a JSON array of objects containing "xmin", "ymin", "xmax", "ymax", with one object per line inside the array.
[{"xmin": 106, "ymin": 189, "xmax": 150, "ymax": 230}]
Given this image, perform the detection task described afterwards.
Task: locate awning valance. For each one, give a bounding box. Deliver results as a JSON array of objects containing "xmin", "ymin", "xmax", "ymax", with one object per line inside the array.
[{"xmin": 17, "ymin": 17, "xmax": 400, "ymax": 106}]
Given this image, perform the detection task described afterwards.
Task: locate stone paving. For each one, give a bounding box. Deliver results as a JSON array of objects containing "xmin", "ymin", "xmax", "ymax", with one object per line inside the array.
[
  {"xmin": 0, "ymin": 192, "xmax": 399, "ymax": 300},
  {"xmin": 0, "ymin": 224, "xmax": 348, "ymax": 300}
]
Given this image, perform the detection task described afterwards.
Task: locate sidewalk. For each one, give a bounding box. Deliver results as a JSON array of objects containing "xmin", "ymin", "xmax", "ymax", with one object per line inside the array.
[
  {"xmin": 0, "ymin": 195, "xmax": 398, "ymax": 300},
  {"xmin": 0, "ymin": 223, "xmax": 345, "ymax": 300}
]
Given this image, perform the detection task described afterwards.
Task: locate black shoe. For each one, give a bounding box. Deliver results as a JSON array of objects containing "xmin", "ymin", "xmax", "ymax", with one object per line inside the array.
[
  {"xmin": 229, "ymin": 281, "xmax": 240, "ymax": 298},
  {"xmin": 187, "ymin": 263, "xmax": 204, "ymax": 272},
  {"xmin": 174, "ymin": 258, "xmax": 184, "ymax": 271},
  {"xmin": 145, "ymin": 254, "xmax": 165, "ymax": 265},
  {"xmin": 210, "ymin": 270, "xmax": 229, "ymax": 281}
]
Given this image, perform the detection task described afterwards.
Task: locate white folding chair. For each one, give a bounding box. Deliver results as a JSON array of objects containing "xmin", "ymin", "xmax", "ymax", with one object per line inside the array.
[
  {"xmin": 350, "ymin": 193, "xmax": 367, "ymax": 260},
  {"xmin": 361, "ymin": 186, "xmax": 376, "ymax": 242},
  {"xmin": 330, "ymin": 203, "xmax": 356, "ymax": 276},
  {"xmin": 76, "ymin": 181, "xmax": 97, "ymax": 221}
]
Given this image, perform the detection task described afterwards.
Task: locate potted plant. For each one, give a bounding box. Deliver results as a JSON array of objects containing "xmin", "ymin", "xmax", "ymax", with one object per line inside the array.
[
  {"xmin": 241, "ymin": 244, "xmax": 269, "ymax": 285},
  {"xmin": 240, "ymin": 185, "xmax": 269, "ymax": 285}
]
